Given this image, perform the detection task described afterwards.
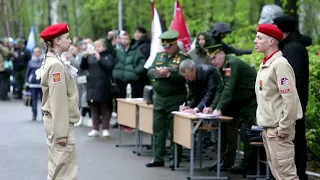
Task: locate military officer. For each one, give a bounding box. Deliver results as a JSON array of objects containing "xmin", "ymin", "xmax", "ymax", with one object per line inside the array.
[
  {"xmin": 146, "ymin": 30, "xmax": 189, "ymax": 168},
  {"xmin": 38, "ymin": 23, "xmax": 80, "ymax": 180},
  {"xmin": 254, "ymin": 24, "xmax": 301, "ymax": 180},
  {"xmin": 203, "ymin": 44, "xmax": 257, "ymax": 173}
]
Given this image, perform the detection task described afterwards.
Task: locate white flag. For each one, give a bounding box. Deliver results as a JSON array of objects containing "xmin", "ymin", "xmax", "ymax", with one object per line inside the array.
[{"xmin": 144, "ymin": 3, "xmax": 163, "ymax": 69}]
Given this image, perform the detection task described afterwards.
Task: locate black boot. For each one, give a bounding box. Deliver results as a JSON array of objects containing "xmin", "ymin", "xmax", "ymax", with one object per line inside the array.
[{"xmin": 146, "ymin": 160, "xmax": 164, "ymax": 168}]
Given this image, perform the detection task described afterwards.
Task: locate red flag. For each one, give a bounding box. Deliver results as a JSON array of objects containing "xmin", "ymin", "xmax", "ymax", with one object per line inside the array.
[{"xmin": 170, "ymin": 1, "xmax": 192, "ymax": 51}]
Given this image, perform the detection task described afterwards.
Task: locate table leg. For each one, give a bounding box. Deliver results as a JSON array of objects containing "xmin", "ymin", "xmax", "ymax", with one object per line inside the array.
[
  {"xmin": 138, "ymin": 131, "xmax": 143, "ymax": 156},
  {"xmin": 174, "ymin": 143, "xmax": 178, "ymax": 170},
  {"xmin": 217, "ymin": 121, "xmax": 221, "ymax": 177},
  {"xmin": 257, "ymin": 147, "xmax": 260, "ymax": 176},
  {"xmin": 190, "ymin": 132, "xmax": 195, "ymax": 177},
  {"xmin": 133, "ymin": 106, "xmax": 139, "ymax": 154},
  {"xmin": 116, "ymin": 123, "xmax": 121, "ymax": 147},
  {"xmin": 199, "ymin": 131, "xmax": 203, "ymax": 169}
]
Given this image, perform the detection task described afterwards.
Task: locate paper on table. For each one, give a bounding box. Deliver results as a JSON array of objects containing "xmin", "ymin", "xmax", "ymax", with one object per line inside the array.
[
  {"xmin": 126, "ymin": 98, "xmax": 144, "ymax": 101},
  {"xmin": 172, "ymin": 111, "xmax": 194, "ymax": 115},
  {"xmin": 195, "ymin": 113, "xmax": 220, "ymax": 119}
]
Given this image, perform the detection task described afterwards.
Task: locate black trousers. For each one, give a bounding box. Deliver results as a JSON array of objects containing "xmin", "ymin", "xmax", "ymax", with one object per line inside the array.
[
  {"xmin": 0, "ymin": 72, "xmax": 10, "ymax": 100},
  {"xmin": 293, "ymin": 116, "xmax": 308, "ymax": 180}
]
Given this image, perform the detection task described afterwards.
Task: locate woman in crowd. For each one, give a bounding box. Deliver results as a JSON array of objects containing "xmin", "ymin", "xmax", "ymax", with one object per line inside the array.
[
  {"xmin": 80, "ymin": 39, "xmax": 115, "ymax": 137},
  {"xmin": 25, "ymin": 47, "xmax": 43, "ymax": 120}
]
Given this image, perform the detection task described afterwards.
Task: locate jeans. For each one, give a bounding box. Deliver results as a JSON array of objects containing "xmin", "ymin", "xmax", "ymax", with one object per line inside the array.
[{"xmin": 30, "ymin": 88, "xmax": 43, "ymax": 118}]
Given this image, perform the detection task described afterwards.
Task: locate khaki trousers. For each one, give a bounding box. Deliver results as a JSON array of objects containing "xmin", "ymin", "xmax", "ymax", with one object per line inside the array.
[
  {"xmin": 262, "ymin": 128, "xmax": 299, "ymax": 180},
  {"xmin": 44, "ymin": 116, "xmax": 78, "ymax": 180}
]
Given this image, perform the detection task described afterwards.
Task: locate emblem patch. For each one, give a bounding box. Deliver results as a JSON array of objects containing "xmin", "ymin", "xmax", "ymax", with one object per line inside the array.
[
  {"xmin": 52, "ymin": 72, "xmax": 61, "ymax": 83},
  {"xmin": 280, "ymin": 77, "xmax": 289, "ymax": 85},
  {"xmin": 225, "ymin": 68, "xmax": 231, "ymax": 77}
]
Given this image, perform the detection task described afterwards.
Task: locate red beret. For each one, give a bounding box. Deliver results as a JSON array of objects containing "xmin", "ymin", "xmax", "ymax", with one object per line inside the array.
[
  {"xmin": 40, "ymin": 23, "xmax": 69, "ymax": 41},
  {"xmin": 257, "ymin": 24, "xmax": 283, "ymax": 41}
]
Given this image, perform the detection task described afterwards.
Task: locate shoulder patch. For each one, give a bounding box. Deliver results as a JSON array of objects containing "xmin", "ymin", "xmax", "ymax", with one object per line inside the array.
[{"xmin": 52, "ymin": 72, "xmax": 61, "ymax": 83}]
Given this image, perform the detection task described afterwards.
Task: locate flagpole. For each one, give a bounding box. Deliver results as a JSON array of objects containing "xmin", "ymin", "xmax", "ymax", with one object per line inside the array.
[{"xmin": 118, "ymin": 0, "xmax": 123, "ymax": 31}]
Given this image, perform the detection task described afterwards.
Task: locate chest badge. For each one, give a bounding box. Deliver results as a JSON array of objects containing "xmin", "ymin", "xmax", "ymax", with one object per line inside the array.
[
  {"xmin": 259, "ymin": 80, "xmax": 263, "ymax": 91},
  {"xmin": 173, "ymin": 55, "xmax": 180, "ymax": 64},
  {"xmin": 225, "ymin": 68, "xmax": 231, "ymax": 77}
]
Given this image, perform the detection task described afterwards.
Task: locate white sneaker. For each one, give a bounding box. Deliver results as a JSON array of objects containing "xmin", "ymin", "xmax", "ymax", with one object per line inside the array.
[
  {"xmin": 74, "ymin": 117, "xmax": 84, "ymax": 127},
  {"xmin": 87, "ymin": 119, "xmax": 93, "ymax": 128},
  {"xmin": 88, "ymin": 130, "xmax": 99, "ymax": 137},
  {"xmin": 102, "ymin": 130, "xmax": 110, "ymax": 137}
]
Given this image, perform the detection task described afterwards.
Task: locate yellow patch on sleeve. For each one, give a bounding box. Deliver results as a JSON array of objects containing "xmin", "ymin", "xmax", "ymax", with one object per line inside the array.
[{"xmin": 52, "ymin": 72, "xmax": 61, "ymax": 83}]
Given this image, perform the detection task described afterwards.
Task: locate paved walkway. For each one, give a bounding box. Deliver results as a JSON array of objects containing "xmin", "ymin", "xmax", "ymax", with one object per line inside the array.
[{"xmin": 0, "ymin": 100, "xmax": 243, "ymax": 180}]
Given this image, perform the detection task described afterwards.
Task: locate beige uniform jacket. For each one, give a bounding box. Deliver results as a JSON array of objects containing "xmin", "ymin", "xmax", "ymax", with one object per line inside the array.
[
  {"xmin": 41, "ymin": 52, "xmax": 80, "ymax": 139},
  {"xmin": 255, "ymin": 51, "xmax": 303, "ymax": 135}
]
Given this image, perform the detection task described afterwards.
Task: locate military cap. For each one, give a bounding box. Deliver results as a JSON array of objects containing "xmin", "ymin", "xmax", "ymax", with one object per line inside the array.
[
  {"xmin": 15, "ymin": 38, "xmax": 25, "ymax": 43},
  {"xmin": 257, "ymin": 24, "xmax": 283, "ymax": 41},
  {"xmin": 204, "ymin": 44, "xmax": 223, "ymax": 57},
  {"xmin": 159, "ymin": 30, "xmax": 179, "ymax": 48},
  {"xmin": 40, "ymin": 23, "xmax": 69, "ymax": 41},
  {"xmin": 273, "ymin": 15, "xmax": 298, "ymax": 33}
]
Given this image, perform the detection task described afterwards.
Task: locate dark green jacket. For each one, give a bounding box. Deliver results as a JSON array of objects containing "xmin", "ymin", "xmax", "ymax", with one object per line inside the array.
[
  {"xmin": 213, "ymin": 55, "xmax": 256, "ymax": 111},
  {"xmin": 113, "ymin": 42, "xmax": 145, "ymax": 82},
  {"xmin": 148, "ymin": 49, "xmax": 190, "ymax": 109}
]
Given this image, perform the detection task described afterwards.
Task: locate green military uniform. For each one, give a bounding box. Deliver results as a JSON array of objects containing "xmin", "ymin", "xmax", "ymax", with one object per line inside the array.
[
  {"xmin": 147, "ymin": 30, "xmax": 189, "ymax": 166},
  {"xmin": 205, "ymin": 45, "xmax": 257, "ymax": 172}
]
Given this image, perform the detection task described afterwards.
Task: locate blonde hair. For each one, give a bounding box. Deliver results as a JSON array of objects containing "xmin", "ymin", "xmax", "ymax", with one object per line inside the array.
[{"xmin": 94, "ymin": 38, "xmax": 106, "ymax": 48}]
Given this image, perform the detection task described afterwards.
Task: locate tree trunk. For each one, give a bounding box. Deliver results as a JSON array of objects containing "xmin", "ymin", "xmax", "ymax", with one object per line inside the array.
[
  {"xmin": 248, "ymin": 0, "xmax": 255, "ymax": 25},
  {"xmin": 274, "ymin": 0, "xmax": 282, "ymax": 7},
  {"xmin": 284, "ymin": 0, "xmax": 298, "ymax": 18},
  {"xmin": 49, "ymin": 0, "xmax": 59, "ymax": 24},
  {"xmin": 3, "ymin": 0, "xmax": 11, "ymax": 37}
]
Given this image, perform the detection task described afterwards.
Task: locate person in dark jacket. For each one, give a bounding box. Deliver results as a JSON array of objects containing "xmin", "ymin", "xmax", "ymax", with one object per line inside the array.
[
  {"xmin": 134, "ymin": 26, "xmax": 151, "ymax": 95},
  {"xmin": 210, "ymin": 22, "xmax": 252, "ymax": 56},
  {"xmin": 80, "ymin": 39, "xmax": 116, "ymax": 137},
  {"xmin": 113, "ymin": 31, "xmax": 145, "ymax": 98},
  {"xmin": 25, "ymin": 47, "xmax": 43, "ymax": 120},
  {"xmin": 273, "ymin": 15, "xmax": 311, "ymax": 180},
  {"xmin": 13, "ymin": 38, "xmax": 31, "ymax": 99},
  {"xmin": 179, "ymin": 59, "xmax": 222, "ymax": 113},
  {"xmin": 188, "ymin": 32, "xmax": 216, "ymax": 65}
]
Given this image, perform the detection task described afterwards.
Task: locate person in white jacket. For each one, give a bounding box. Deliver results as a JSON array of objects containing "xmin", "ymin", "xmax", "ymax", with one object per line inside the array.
[{"xmin": 254, "ymin": 24, "xmax": 302, "ymax": 180}]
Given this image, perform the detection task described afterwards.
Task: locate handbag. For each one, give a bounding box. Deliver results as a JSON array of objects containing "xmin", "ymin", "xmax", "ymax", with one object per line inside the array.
[
  {"xmin": 22, "ymin": 90, "xmax": 32, "ymax": 107},
  {"xmin": 109, "ymin": 76, "xmax": 119, "ymax": 97}
]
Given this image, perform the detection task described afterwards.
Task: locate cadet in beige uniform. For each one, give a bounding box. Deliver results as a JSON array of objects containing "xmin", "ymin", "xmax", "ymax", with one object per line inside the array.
[
  {"xmin": 38, "ymin": 23, "xmax": 80, "ymax": 180},
  {"xmin": 254, "ymin": 24, "xmax": 302, "ymax": 180}
]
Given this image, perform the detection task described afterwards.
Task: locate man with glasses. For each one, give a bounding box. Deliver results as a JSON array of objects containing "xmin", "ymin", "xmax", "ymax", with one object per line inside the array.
[
  {"xmin": 146, "ymin": 30, "xmax": 189, "ymax": 168},
  {"xmin": 203, "ymin": 44, "xmax": 257, "ymax": 174}
]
